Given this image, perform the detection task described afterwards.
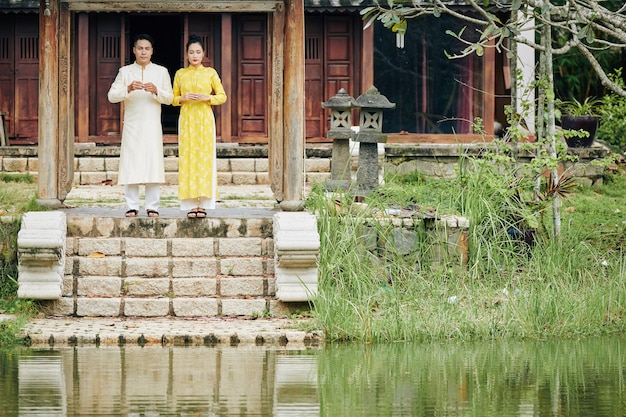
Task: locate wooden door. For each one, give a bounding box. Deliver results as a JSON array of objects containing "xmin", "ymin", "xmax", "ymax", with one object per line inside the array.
[
  {"xmin": 305, "ymin": 16, "xmax": 324, "ymax": 139},
  {"xmin": 0, "ymin": 16, "xmax": 14, "ymax": 140},
  {"xmin": 92, "ymin": 14, "xmax": 123, "ymax": 139},
  {"xmin": 305, "ymin": 15, "xmax": 356, "ymax": 141},
  {"xmin": 234, "ymin": 15, "xmax": 268, "ymax": 143},
  {"xmin": 0, "ymin": 14, "xmax": 39, "ymax": 144}
]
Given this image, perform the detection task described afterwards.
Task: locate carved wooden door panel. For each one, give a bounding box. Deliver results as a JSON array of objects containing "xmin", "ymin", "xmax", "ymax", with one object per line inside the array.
[
  {"xmin": 0, "ymin": 16, "xmax": 14, "ymax": 141},
  {"xmin": 305, "ymin": 16, "xmax": 324, "ymax": 139},
  {"xmin": 305, "ymin": 15, "xmax": 355, "ymax": 141},
  {"xmin": 235, "ymin": 15, "xmax": 267, "ymax": 142},
  {"xmin": 15, "ymin": 18, "xmax": 39, "ymax": 141},
  {"xmin": 324, "ymin": 17, "xmax": 353, "ymax": 106},
  {"xmin": 0, "ymin": 14, "xmax": 39, "ymax": 143},
  {"xmin": 93, "ymin": 14, "xmax": 122, "ymax": 138}
]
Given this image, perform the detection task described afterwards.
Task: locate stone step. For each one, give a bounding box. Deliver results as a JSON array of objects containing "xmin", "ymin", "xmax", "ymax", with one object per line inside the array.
[{"xmin": 34, "ymin": 208, "xmax": 316, "ymax": 319}]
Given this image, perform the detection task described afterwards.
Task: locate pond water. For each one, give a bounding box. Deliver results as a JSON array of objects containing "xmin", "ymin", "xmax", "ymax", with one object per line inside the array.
[{"xmin": 1, "ymin": 336, "xmax": 624, "ymax": 416}]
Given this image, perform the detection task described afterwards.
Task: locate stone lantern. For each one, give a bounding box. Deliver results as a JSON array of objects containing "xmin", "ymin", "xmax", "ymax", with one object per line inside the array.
[
  {"xmin": 353, "ymin": 86, "xmax": 395, "ymax": 194},
  {"xmin": 322, "ymin": 88, "xmax": 356, "ymax": 191}
]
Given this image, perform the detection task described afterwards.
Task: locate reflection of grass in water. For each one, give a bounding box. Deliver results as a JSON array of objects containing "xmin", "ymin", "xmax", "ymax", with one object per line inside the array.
[{"xmin": 317, "ymin": 337, "xmax": 626, "ymax": 416}]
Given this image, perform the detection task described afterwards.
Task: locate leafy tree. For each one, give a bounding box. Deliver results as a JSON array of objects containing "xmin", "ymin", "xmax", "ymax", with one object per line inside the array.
[{"xmin": 362, "ymin": 0, "xmax": 626, "ymax": 236}]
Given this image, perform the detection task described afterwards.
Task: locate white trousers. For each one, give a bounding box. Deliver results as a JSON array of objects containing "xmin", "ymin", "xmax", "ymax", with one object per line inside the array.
[{"xmin": 125, "ymin": 183, "xmax": 160, "ymax": 211}]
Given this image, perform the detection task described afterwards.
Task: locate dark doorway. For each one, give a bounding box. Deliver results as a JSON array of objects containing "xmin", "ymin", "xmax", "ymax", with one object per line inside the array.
[{"xmin": 129, "ymin": 14, "xmax": 181, "ymax": 134}]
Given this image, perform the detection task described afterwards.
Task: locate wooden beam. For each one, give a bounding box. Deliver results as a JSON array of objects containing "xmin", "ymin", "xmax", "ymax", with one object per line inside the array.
[{"xmin": 63, "ymin": 0, "xmax": 281, "ymax": 12}]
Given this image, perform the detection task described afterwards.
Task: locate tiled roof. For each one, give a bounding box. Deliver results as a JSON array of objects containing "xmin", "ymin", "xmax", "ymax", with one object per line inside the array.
[
  {"xmin": 0, "ymin": 0, "xmax": 38, "ymax": 12},
  {"xmin": 0, "ymin": 0, "xmax": 490, "ymax": 12}
]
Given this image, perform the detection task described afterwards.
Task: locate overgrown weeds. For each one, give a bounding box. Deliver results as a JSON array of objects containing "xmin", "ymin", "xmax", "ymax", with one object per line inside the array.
[
  {"xmin": 0, "ymin": 174, "xmax": 45, "ymax": 346},
  {"xmin": 307, "ymin": 159, "xmax": 626, "ymax": 343}
]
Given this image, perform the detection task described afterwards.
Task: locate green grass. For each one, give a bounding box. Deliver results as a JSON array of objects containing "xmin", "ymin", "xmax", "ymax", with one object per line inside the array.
[
  {"xmin": 306, "ymin": 164, "xmax": 626, "ymax": 343},
  {"xmin": 2, "ymin": 167, "xmax": 626, "ymax": 345},
  {"xmin": 0, "ymin": 174, "xmax": 45, "ymax": 345},
  {"xmin": 0, "ymin": 174, "xmax": 43, "ymax": 216}
]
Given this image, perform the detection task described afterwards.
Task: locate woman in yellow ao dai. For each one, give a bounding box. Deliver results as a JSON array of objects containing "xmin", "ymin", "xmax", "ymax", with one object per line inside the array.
[{"xmin": 173, "ymin": 35, "xmax": 227, "ymax": 218}]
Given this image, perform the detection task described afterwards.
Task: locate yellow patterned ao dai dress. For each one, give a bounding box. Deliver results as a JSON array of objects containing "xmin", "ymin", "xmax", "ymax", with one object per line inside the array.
[{"xmin": 173, "ymin": 65, "xmax": 227, "ymax": 210}]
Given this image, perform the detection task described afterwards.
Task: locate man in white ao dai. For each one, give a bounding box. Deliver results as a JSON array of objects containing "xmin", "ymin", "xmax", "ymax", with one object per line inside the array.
[{"xmin": 107, "ymin": 33, "xmax": 173, "ymax": 218}]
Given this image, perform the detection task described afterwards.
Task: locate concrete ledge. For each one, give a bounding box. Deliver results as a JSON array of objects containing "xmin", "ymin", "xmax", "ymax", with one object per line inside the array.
[{"xmin": 19, "ymin": 317, "xmax": 323, "ymax": 348}]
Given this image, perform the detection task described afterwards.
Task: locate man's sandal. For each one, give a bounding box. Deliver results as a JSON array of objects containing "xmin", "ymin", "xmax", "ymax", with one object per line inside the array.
[
  {"xmin": 125, "ymin": 209, "xmax": 138, "ymax": 217},
  {"xmin": 147, "ymin": 209, "xmax": 159, "ymax": 218}
]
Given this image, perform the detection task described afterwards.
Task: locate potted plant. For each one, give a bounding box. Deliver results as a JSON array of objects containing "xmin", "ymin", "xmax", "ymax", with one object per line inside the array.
[{"xmin": 557, "ymin": 97, "xmax": 600, "ymax": 147}]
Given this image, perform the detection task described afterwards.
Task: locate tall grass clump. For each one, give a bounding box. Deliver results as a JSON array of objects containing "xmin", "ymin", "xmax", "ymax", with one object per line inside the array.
[
  {"xmin": 0, "ymin": 173, "xmax": 42, "ymax": 337},
  {"xmin": 307, "ymin": 155, "xmax": 626, "ymax": 343}
]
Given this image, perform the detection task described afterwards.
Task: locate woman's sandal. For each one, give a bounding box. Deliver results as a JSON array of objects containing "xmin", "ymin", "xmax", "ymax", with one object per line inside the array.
[
  {"xmin": 125, "ymin": 209, "xmax": 138, "ymax": 217},
  {"xmin": 147, "ymin": 209, "xmax": 159, "ymax": 218},
  {"xmin": 195, "ymin": 208, "xmax": 207, "ymax": 218},
  {"xmin": 187, "ymin": 210, "xmax": 197, "ymax": 218}
]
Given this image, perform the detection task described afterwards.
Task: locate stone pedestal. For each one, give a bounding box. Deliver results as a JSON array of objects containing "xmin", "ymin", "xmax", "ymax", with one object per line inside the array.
[
  {"xmin": 17, "ymin": 211, "xmax": 66, "ymax": 299},
  {"xmin": 273, "ymin": 212, "xmax": 319, "ymax": 302},
  {"xmin": 326, "ymin": 137, "xmax": 352, "ymax": 191},
  {"xmin": 355, "ymin": 141, "xmax": 380, "ymax": 194}
]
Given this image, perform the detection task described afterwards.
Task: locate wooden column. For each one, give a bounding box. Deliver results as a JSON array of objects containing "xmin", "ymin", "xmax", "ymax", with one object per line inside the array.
[
  {"xmin": 269, "ymin": 3, "xmax": 285, "ymax": 202},
  {"xmin": 58, "ymin": 2, "xmax": 74, "ymax": 200},
  {"xmin": 38, "ymin": 0, "xmax": 74, "ymax": 207},
  {"xmin": 38, "ymin": 0, "xmax": 61, "ymax": 206},
  {"xmin": 75, "ymin": 13, "xmax": 89, "ymax": 142},
  {"xmin": 220, "ymin": 14, "xmax": 233, "ymax": 142},
  {"xmin": 361, "ymin": 20, "xmax": 374, "ymax": 93},
  {"xmin": 483, "ymin": 40, "xmax": 496, "ymax": 136},
  {"xmin": 279, "ymin": 0, "xmax": 305, "ymax": 211}
]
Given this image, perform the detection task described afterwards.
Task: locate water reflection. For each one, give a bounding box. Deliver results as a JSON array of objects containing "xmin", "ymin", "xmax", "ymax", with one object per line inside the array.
[
  {"xmin": 19, "ymin": 354, "xmax": 67, "ymax": 416},
  {"xmin": 0, "ymin": 336, "xmax": 625, "ymax": 416}
]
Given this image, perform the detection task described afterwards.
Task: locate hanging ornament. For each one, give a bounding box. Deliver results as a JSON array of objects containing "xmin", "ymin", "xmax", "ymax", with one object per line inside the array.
[{"xmin": 392, "ymin": 19, "xmax": 407, "ymax": 49}]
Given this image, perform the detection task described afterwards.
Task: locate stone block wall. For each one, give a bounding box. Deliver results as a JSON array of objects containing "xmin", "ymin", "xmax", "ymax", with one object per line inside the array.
[
  {"xmin": 0, "ymin": 145, "xmax": 334, "ymax": 186},
  {"xmin": 359, "ymin": 214, "xmax": 469, "ymax": 269},
  {"xmin": 0, "ymin": 143, "xmax": 613, "ymax": 188},
  {"xmin": 40, "ymin": 214, "xmax": 294, "ymax": 318},
  {"xmin": 384, "ymin": 142, "xmax": 612, "ymax": 186}
]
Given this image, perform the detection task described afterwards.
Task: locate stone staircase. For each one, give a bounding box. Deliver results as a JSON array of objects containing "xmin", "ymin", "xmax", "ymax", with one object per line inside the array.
[{"xmin": 33, "ymin": 208, "xmax": 316, "ymax": 318}]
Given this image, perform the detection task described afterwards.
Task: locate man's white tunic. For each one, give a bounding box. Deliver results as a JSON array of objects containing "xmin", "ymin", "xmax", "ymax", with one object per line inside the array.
[{"xmin": 107, "ymin": 62, "xmax": 173, "ymax": 185}]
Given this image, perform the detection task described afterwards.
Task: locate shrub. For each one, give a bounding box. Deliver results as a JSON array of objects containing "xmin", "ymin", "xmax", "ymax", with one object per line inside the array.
[{"xmin": 596, "ymin": 68, "xmax": 626, "ymax": 152}]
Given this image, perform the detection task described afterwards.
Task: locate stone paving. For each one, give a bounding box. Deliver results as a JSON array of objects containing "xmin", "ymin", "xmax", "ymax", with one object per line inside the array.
[
  {"xmin": 17, "ymin": 315, "xmax": 322, "ymax": 348},
  {"xmin": 63, "ymin": 183, "xmax": 278, "ymax": 210}
]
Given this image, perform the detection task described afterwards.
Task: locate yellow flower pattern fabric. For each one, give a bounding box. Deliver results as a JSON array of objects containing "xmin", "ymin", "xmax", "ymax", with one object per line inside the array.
[{"xmin": 173, "ymin": 66, "xmax": 227, "ymax": 202}]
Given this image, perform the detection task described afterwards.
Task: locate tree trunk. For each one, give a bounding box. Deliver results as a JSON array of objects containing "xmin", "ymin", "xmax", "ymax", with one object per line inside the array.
[{"xmin": 541, "ymin": 0, "xmax": 561, "ymax": 237}]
